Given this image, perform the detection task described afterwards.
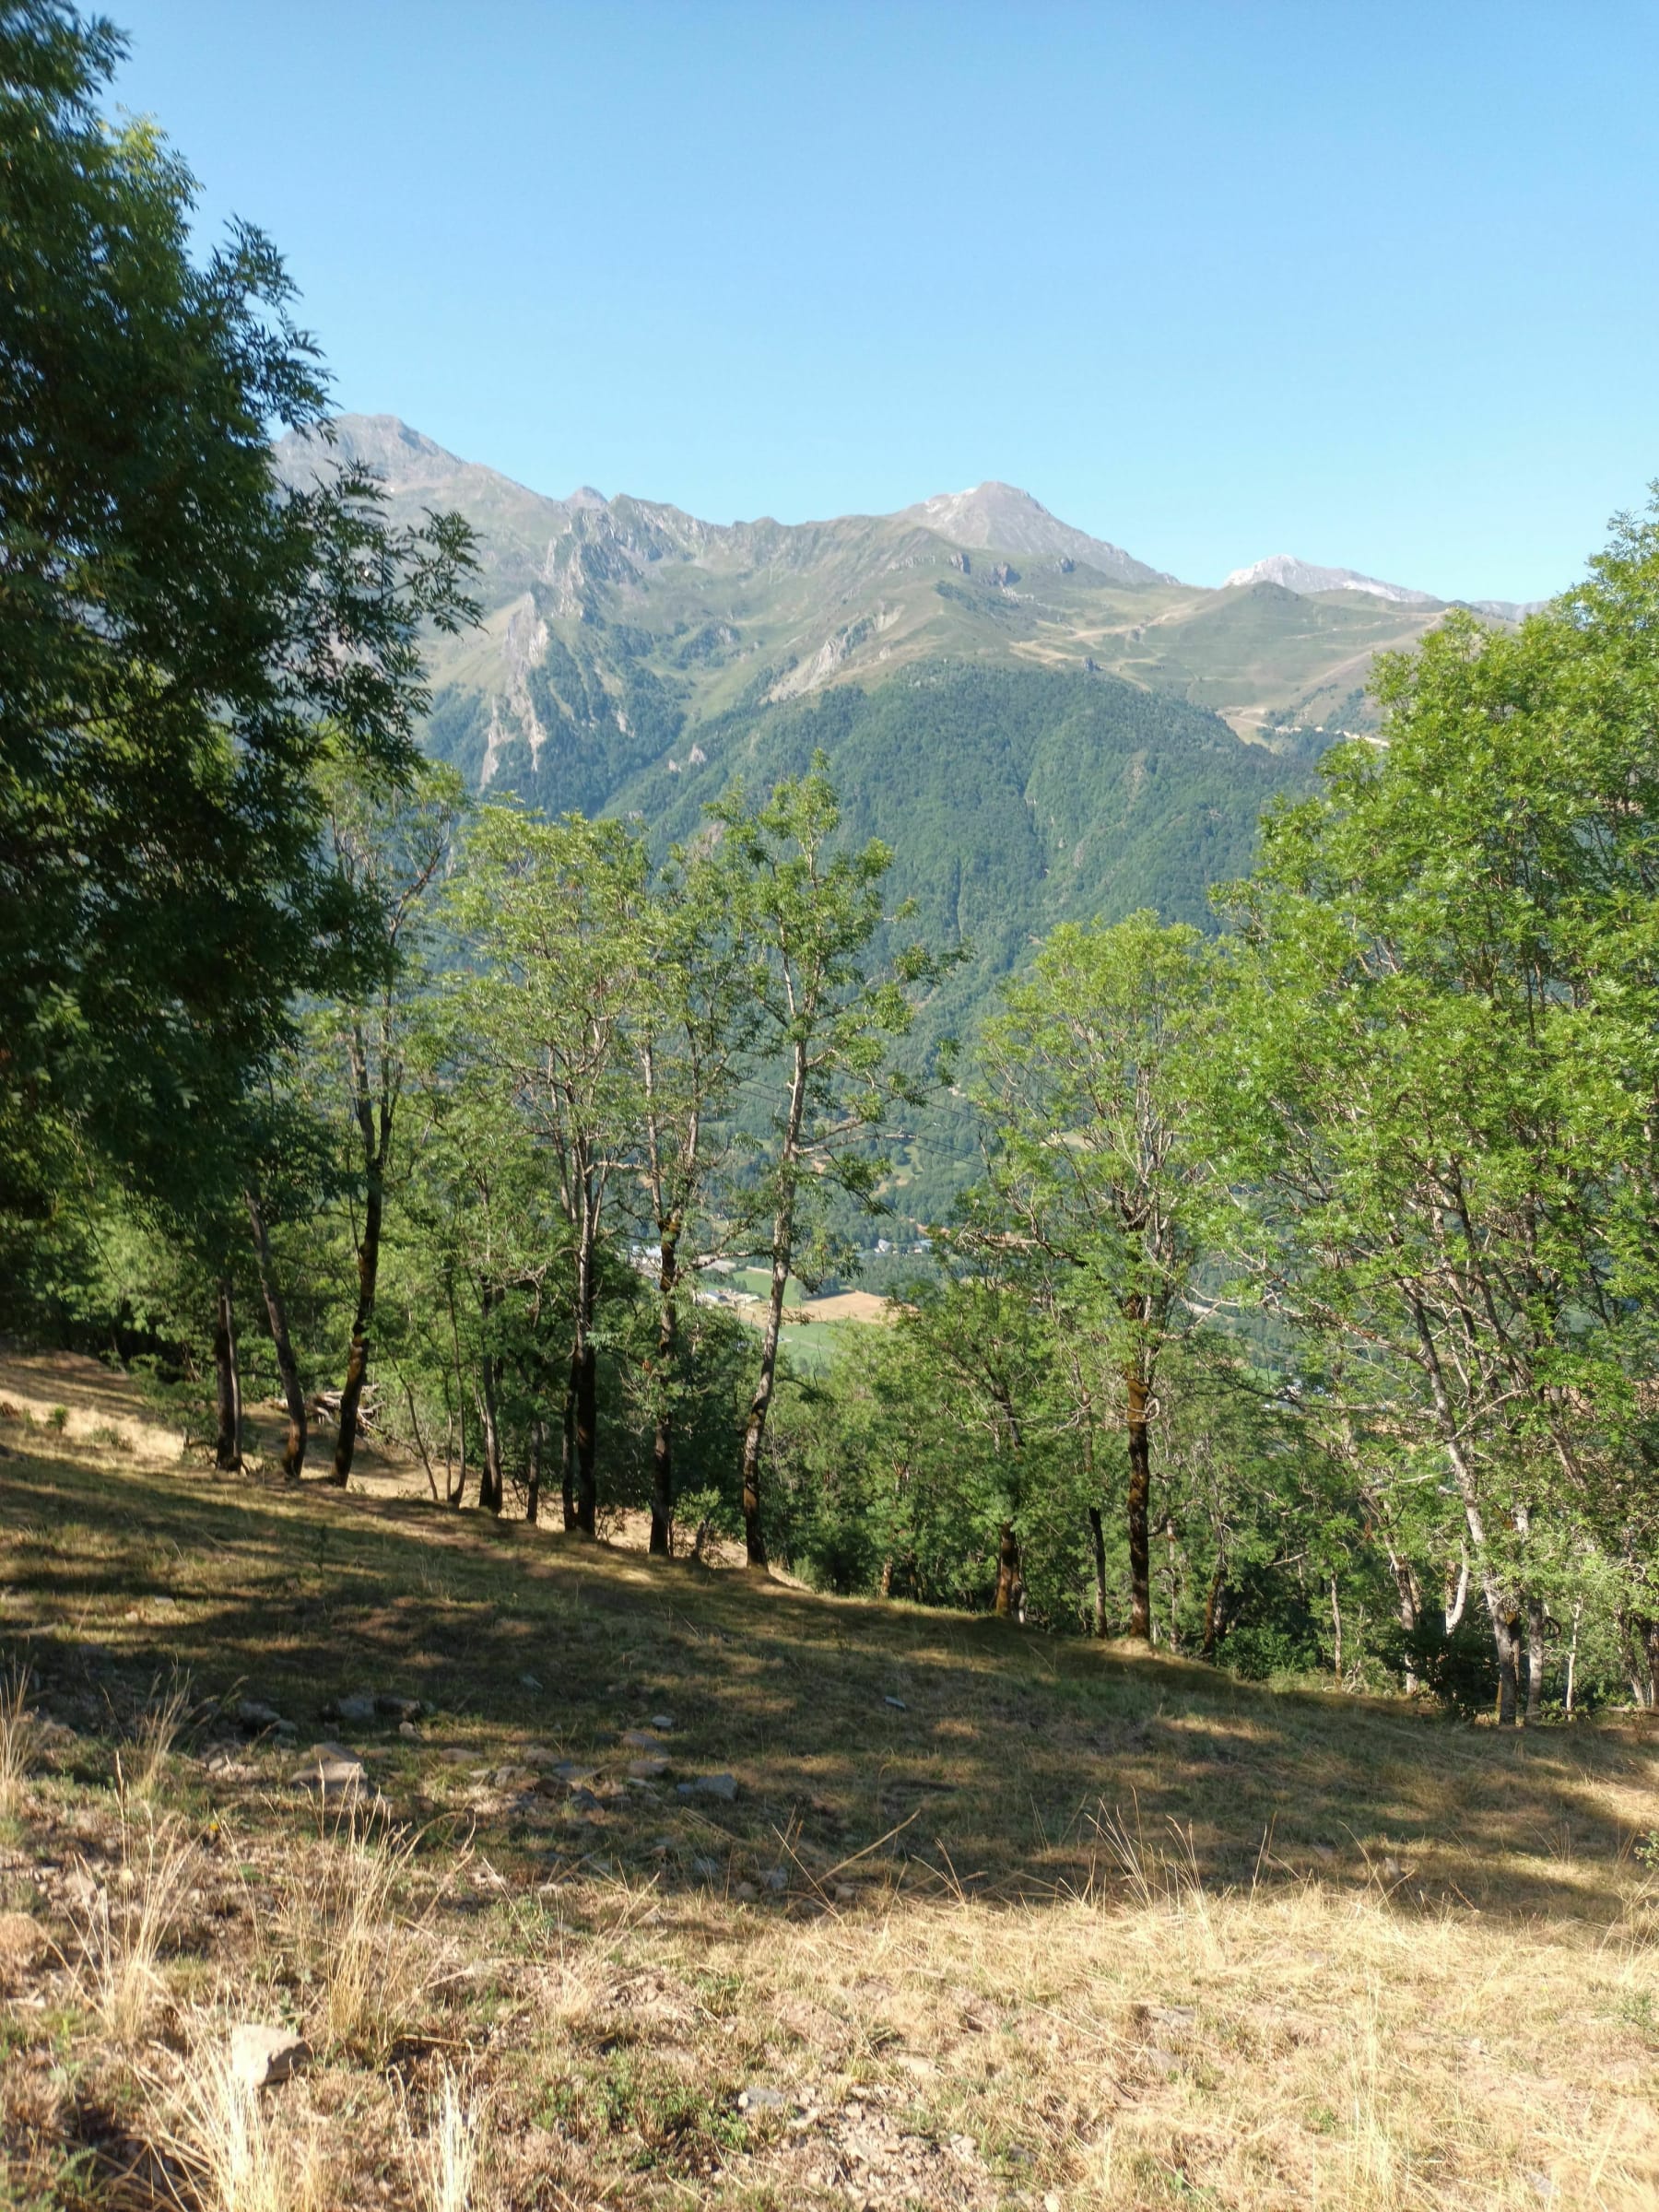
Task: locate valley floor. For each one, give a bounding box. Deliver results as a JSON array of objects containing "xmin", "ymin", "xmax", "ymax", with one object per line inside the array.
[{"xmin": 0, "ymin": 1362, "xmax": 1656, "ymax": 2209}]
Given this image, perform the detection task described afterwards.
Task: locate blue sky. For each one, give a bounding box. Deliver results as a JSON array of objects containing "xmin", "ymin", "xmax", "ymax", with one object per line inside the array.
[{"xmin": 110, "ymin": 2, "xmax": 1658, "ymax": 599}]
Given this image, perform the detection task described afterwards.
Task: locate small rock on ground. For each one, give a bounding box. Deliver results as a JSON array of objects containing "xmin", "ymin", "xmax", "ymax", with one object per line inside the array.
[
  {"xmin": 738, "ymin": 2084, "xmax": 788, "ymax": 2112},
  {"xmin": 229, "ymin": 2022, "xmax": 309, "ymax": 2089},
  {"xmin": 288, "ymin": 1744, "xmax": 365, "ymax": 1804},
  {"xmin": 676, "ymin": 1771, "xmax": 737, "ymax": 1802}
]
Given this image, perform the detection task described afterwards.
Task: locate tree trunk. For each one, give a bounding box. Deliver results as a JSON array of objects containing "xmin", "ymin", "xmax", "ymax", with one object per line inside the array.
[
  {"xmin": 213, "ymin": 1279, "xmax": 242, "ymax": 1473},
  {"xmin": 740, "ymin": 1043, "xmax": 807, "ymax": 1571},
  {"xmin": 740, "ymin": 1234, "xmax": 792, "ymax": 1571},
  {"xmin": 1524, "ymin": 1594, "xmax": 1547, "ymax": 1725},
  {"xmin": 331, "ymin": 1177, "xmax": 382, "ymax": 1485},
  {"xmin": 560, "ymin": 1370, "xmax": 577, "ymax": 1530},
  {"xmin": 1329, "ymin": 1573, "xmax": 1344, "ymax": 1682},
  {"xmin": 1565, "ymin": 1596, "xmax": 1583, "ymax": 1718},
  {"xmin": 1124, "ymin": 1363, "xmax": 1152, "ymax": 1642},
  {"xmin": 994, "ymin": 1523, "xmax": 1019, "ymax": 1618},
  {"xmin": 1385, "ymin": 1548, "xmax": 1421, "ymax": 1693},
  {"xmin": 648, "ymin": 1230, "xmax": 679, "ymax": 1557},
  {"xmin": 244, "ymin": 1189, "xmax": 305, "ymax": 1479},
  {"xmin": 575, "ymin": 1344, "xmax": 597, "ymax": 1534},
  {"xmin": 1492, "ymin": 1599, "xmax": 1522, "ymax": 1727},
  {"xmin": 1202, "ymin": 1553, "xmax": 1226, "ymax": 1660},
  {"xmin": 570, "ymin": 1224, "xmax": 600, "ymax": 1536},
  {"xmin": 448, "ymin": 1396, "xmax": 469, "ymax": 1510},
  {"xmin": 1088, "ymin": 1505, "xmax": 1108, "ymax": 1639},
  {"xmin": 526, "ymin": 1416, "xmax": 545, "ymax": 1524},
  {"xmin": 477, "ymin": 1355, "xmax": 504, "ymax": 1517}
]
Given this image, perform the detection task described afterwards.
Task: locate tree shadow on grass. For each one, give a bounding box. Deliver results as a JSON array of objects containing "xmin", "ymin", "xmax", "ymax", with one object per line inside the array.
[{"xmin": 3, "ymin": 1445, "xmax": 1654, "ymax": 1930}]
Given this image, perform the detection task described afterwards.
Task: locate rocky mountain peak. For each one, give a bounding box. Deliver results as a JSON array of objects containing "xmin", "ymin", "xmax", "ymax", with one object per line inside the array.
[
  {"xmin": 1222, "ymin": 553, "xmax": 1441, "ymax": 608},
  {"xmin": 898, "ymin": 481, "xmax": 1171, "ymax": 585}
]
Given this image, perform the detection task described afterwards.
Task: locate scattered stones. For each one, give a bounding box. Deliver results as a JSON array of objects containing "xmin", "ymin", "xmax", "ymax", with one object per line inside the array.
[
  {"xmin": 737, "ymin": 2084, "xmax": 788, "ymax": 2112},
  {"xmin": 398, "ymin": 1720, "xmax": 419, "ymax": 1739},
  {"xmin": 620, "ymin": 1729, "xmax": 663, "ymax": 1751},
  {"xmin": 62, "ymin": 1867, "xmax": 101, "ymax": 1913},
  {"xmin": 833, "ymin": 1883, "xmax": 857, "ymax": 1904},
  {"xmin": 883, "ymin": 1696, "xmax": 908, "ymax": 1711},
  {"xmin": 691, "ymin": 1856, "xmax": 723, "ymax": 1881},
  {"xmin": 0, "ymin": 1910, "xmax": 44, "ymax": 1977},
  {"xmin": 676, "ymin": 1771, "xmax": 737, "ymax": 1803},
  {"xmin": 1143, "ymin": 2045, "xmax": 1181, "ymax": 2077},
  {"xmin": 648, "ymin": 1713, "xmax": 675, "ymax": 1731},
  {"xmin": 1144, "ymin": 2003, "xmax": 1196, "ymax": 2033},
  {"xmin": 493, "ymin": 1765, "xmax": 535, "ymax": 1788},
  {"xmin": 733, "ymin": 1879, "xmax": 759, "ymax": 1902},
  {"xmin": 629, "ymin": 1758, "xmax": 669, "ymax": 1781},
  {"xmin": 288, "ymin": 1743, "xmax": 366, "ymax": 1806},
  {"xmin": 518, "ymin": 1674, "xmax": 543, "ymax": 1692},
  {"xmin": 762, "ymin": 1865, "xmax": 788, "ymax": 1892},
  {"xmin": 566, "ymin": 1787, "xmax": 601, "ymax": 1812},
  {"xmin": 554, "ymin": 1761, "xmax": 597, "ymax": 1785},
  {"xmin": 235, "ymin": 1699, "xmax": 283, "ymax": 1732},
  {"xmin": 374, "ymin": 1693, "xmax": 422, "ymax": 1722},
  {"xmin": 329, "ymin": 1691, "xmax": 376, "ymax": 1727},
  {"xmin": 437, "ymin": 1748, "xmax": 473, "ymax": 1765},
  {"xmin": 229, "ymin": 2022, "xmax": 309, "ymax": 2090},
  {"xmin": 1379, "ymin": 1855, "xmax": 1406, "ymax": 1880}
]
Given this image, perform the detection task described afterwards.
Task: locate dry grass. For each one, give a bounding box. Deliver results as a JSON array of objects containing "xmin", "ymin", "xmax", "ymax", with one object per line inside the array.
[
  {"xmin": 65, "ymin": 1809, "xmax": 194, "ymax": 2043},
  {"xmin": 1, "ymin": 1359, "xmax": 1657, "ymax": 2208},
  {"xmin": 168, "ymin": 2034, "xmax": 326, "ymax": 2212},
  {"xmin": 0, "ymin": 1654, "xmax": 36, "ymax": 1818},
  {"xmin": 123, "ymin": 1667, "xmax": 193, "ymax": 1802},
  {"xmin": 283, "ymin": 1816, "xmax": 445, "ymax": 2063},
  {"xmin": 407, "ymin": 2064, "xmax": 486, "ymax": 2212}
]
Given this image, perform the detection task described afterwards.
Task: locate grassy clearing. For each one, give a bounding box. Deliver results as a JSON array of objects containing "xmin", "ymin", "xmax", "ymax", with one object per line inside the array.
[{"xmin": 0, "ymin": 1369, "xmax": 1656, "ymax": 2206}]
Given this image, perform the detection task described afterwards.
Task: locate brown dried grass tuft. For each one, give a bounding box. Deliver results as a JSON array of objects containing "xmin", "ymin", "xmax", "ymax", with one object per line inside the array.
[
  {"xmin": 66, "ymin": 1811, "xmax": 194, "ymax": 2044},
  {"xmin": 0, "ymin": 1655, "xmax": 37, "ymax": 1818},
  {"xmin": 163, "ymin": 2034, "xmax": 326, "ymax": 2212}
]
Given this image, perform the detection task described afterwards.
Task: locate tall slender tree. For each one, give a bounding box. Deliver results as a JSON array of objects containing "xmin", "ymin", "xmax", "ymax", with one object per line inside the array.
[
  {"xmin": 321, "ymin": 762, "xmax": 466, "ymax": 1485},
  {"xmin": 976, "ymin": 915, "xmax": 1220, "ymax": 1641},
  {"xmin": 710, "ymin": 755, "xmax": 947, "ymax": 1568},
  {"xmin": 447, "ymin": 811, "xmax": 643, "ymax": 1534}
]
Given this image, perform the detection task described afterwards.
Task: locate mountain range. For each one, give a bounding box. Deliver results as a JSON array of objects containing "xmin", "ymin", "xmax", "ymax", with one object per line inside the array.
[
  {"xmin": 280, "ymin": 415, "xmax": 1550, "ymax": 785},
  {"xmin": 278, "ymin": 417, "xmax": 1555, "ymax": 1223}
]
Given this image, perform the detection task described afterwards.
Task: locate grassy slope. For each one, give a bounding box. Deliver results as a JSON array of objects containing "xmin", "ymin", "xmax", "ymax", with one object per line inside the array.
[{"xmin": 2, "ymin": 1375, "xmax": 1657, "ymax": 2209}]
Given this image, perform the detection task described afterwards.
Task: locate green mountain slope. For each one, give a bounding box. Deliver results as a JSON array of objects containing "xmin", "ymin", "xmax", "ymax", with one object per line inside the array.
[
  {"xmin": 612, "ymin": 664, "xmax": 1318, "ymax": 1226},
  {"xmin": 273, "ymin": 414, "xmax": 1513, "ymax": 1232}
]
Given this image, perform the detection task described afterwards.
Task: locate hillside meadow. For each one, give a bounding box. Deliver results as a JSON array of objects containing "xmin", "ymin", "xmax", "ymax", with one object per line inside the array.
[{"xmin": 0, "ymin": 1362, "xmax": 1655, "ymax": 2212}]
